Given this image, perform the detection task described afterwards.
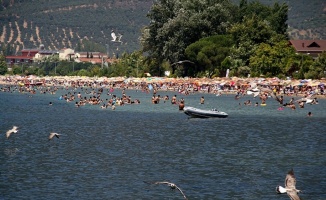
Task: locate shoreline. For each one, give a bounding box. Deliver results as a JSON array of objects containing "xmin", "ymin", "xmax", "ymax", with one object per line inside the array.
[{"xmin": 0, "ymin": 75, "xmax": 325, "ymax": 98}]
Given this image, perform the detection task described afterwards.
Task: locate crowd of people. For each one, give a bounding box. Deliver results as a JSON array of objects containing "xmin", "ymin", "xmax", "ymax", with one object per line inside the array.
[{"xmin": 0, "ymin": 76, "xmax": 324, "ymax": 115}]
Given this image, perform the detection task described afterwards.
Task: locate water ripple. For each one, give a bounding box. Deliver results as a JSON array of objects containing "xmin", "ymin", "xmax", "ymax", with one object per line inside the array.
[{"xmin": 0, "ymin": 89, "xmax": 325, "ymax": 199}]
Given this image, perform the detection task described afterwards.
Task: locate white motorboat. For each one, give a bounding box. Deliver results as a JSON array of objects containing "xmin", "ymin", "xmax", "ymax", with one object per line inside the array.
[{"xmin": 183, "ymin": 106, "xmax": 228, "ymax": 118}]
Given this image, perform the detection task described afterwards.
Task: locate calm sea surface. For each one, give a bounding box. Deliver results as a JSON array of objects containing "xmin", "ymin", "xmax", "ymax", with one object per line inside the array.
[{"xmin": 0, "ymin": 86, "xmax": 325, "ymax": 200}]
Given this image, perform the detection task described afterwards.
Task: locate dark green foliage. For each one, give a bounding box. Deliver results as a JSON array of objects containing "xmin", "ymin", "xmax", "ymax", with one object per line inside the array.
[
  {"xmin": 234, "ymin": 1, "xmax": 288, "ymax": 36},
  {"xmin": 185, "ymin": 35, "xmax": 235, "ymax": 77},
  {"xmin": 142, "ymin": 0, "xmax": 238, "ymax": 67},
  {"xmin": 0, "ymin": 54, "xmax": 8, "ymax": 75},
  {"xmin": 268, "ymin": 3, "xmax": 288, "ymax": 38},
  {"xmin": 232, "ymin": 0, "xmax": 326, "ymax": 39}
]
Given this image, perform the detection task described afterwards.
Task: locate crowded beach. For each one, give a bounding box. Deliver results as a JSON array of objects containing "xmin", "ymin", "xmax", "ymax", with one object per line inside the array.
[{"xmin": 0, "ymin": 75, "xmax": 325, "ymax": 111}]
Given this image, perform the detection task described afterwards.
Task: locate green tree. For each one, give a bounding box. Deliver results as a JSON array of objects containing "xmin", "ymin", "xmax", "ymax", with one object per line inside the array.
[
  {"xmin": 77, "ymin": 69, "xmax": 90, "ymax": 76},
  {"xmin": 268, "ymin": 3, "xmax": 289, "ymax": 37},
  {"xmin": 270, "ymin": 39, "xmax": 297, "ymax": 77},
  {"xmin": 249, "ymin": 43, "xmax": 274, "ymax": 77},
  {"xmin": 141, "ymin": 0, "xmax": 237, "ymax": 70},
  {"xmin": 229, "ymin": 14, "xmax": 276, "ymax": 65},
  {"xmin": 110, "ymin": 51, "xmax": 147, "ymax": 78},
  {"xmin": 90, "ymin": 65, "xmax": 101, "ymax": 77},
  {"xmin": 12, "ymin": 65, "xmax": 21, "ymax": 75},
  {"xmin": 312, "ymin": 52, "xmax": 326, "ymax": 78},
  {"xmin": 185, "ymin": 35, "xmax": 234, "ymax": 77},
  {"xmin": 0, "ymin": 54, "xmax": 8, "ymax": 75},
  {"xmin": 249, "ymin": 40, "xmax": 297, "ymax": 78}
]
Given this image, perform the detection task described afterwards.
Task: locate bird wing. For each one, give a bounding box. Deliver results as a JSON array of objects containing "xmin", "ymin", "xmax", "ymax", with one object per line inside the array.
[
  {"xmin": 49, "ymin": 133, "xmax": 54, "ymax": 140},
  {"xmin": 117, "ymin": 34, "xmax": 122, "ymax": 41},
  {"xmin": 269, "ymin": 92, "xmax": 277, "ymax": 99},
  {"xmin": 111, "ymin": 32, "xmax": 117, "ymax": 41},
  {"xmin": 49, "ymin": 133, "xmax": 58, "ymax": 140},
  {"xmin": 247, "ymin": 82, "xmax": 257, "ymax": 90},
  {"xmin": 285, "ymin": 169, "xmax": 296, "ymax": 189},
  {"xmin": 287, "ymin": 190, "xmax": 301, "ymax": 200},
  {"xmin": 55, "ymin": 134, "xmax": 60, "ymax": 138},
  {"xmin": 144, "ymin": 181, "xmax": 188, "ymax": 200},
  {"xmin": 6, "ymin": 130, "xmax": 12, "ymax": 138},
  {"xmin": 175, "ymin": 185, "xmax": 188, "ymax": 200},
  {"xmin": 260, "ymin": 87, "xmax": 273, "ymax": 94},
  {"xmin": 296, "ymin": 98, "xmax": 307, "ymax": 103},
  {"xmin": 144, "ymin": 181, "xmax": 171, "ymax": 185},
  {"xmin": 275, "ymin": 95, "xmax": 282, "ymax": 103},
  {"xmin": 270, "ymin": 93, "xmax": 283, "ymax": 104},
  {"xmin": 178, "ymin": 60, "xmax": 194, "ymax": 64}
]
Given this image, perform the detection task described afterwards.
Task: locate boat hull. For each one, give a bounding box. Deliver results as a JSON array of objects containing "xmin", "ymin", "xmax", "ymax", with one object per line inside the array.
[{"xmin": 183, "ymin": 107, "xmax": 228, "ymax": 118}]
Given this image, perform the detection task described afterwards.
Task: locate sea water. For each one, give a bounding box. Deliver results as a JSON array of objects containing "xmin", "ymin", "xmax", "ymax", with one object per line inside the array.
[{"xmin": 0, "ymin": 87, "xmax": 325, "ymax": 199}]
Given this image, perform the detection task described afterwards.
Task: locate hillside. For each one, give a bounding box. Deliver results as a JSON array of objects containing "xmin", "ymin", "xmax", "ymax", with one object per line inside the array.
[
  {"xmin": 243, "ymin": 0, "xmax": 326, "ymax": 40},
  {"xmin": 0, "ymin": 0, "xmax": 152, "ymax": 55},
  {"xmin": 0, "ymin": 0, "xmax": 325, "ymax": 55}
]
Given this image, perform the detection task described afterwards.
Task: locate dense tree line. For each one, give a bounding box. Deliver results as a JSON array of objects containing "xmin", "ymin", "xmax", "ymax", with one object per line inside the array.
[{"xmin": 139, "ymin": 0, "xmax": 326, "ymax": 79}]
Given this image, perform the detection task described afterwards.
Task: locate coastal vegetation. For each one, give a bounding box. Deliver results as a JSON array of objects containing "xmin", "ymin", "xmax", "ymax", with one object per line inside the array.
[{"xmin": 0, "ymin": 0, "xmax": 326, "ymax": 79}]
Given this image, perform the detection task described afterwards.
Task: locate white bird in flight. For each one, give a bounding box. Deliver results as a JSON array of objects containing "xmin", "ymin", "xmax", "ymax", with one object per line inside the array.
[
  {"xmin": 49, "ymin": 132, "xmax": 61, "ymax": 140},
  {"xmin": 6, "ymin": 126, "xmax": 18, "ymax": 139},
  {"xmin": 144, "ymin": 181, "xmax": 188, "ymax": 200},
  {"xmin": 276, "ymin": 169, "xmax": 302, "ymax": 200},
  {"xmin": 111, "ymin": 30, "xmax": 122, "ymax": 42}
]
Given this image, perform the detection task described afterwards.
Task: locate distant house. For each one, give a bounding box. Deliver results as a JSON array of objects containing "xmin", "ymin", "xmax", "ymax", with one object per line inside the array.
[
  {"xmin": 289, "ymin": 40, "xmax": 326, "ymax": 58},
  {"xmin": 74, "ymin": 52, "xmax": 104, "ymax": 59},
  {"xmin": 34, "ymin": 50, "xmax": 59, "ymax": 62},
  {"xmin": 75, "ymin": 52, "xmax": 115, "ymax": 65},
  {"xmin": 5, "ymin": 46, "xmax": 76, "ymax": 66},
  {"xmin": 5, "ymin": 49, "xmax": 38, "ymax": 66},
  {"xmin": 5, "ymin": 45, "xmax": 59, "ymax": 66},
  {"xmin": 59, "ymin": 48, "xmax": 75, "ymax": 61},
  {"xmin": 5, "ymin": 47, "xmax": 116, "ymax": 68}
]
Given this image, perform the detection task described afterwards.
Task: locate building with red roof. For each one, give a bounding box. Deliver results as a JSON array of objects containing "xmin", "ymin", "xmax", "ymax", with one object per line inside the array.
[{"xmin": 289, "ymin": 40, "xmax": 326, "ymax": 58}]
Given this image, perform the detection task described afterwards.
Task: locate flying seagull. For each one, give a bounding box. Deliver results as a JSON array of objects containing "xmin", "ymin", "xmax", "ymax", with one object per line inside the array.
[
  {"xmin": 49, "ymin": 132, "xmax": 61, "ymax": 140},
  {"xmin": 111, "ymin": 30, "xmax": 122, "ymax": 42},
  {"xmin": 276, "ymin": 169, "xmax": 302, "ymax": 200},
  {"xmin": 6, "ymin": 126, "xmax": 18, "ymax": 139},
  {"xmin": 171, "ymin": 60, "xmax": 194, "ymax": 66},
  {"xmin": 144, "ymin": 181, "xmax": 188, "ymax": 200}
]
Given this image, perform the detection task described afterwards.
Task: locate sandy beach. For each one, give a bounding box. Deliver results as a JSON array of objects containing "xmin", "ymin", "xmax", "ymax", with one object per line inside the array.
[{"xmin": 0, "ymin": 75, "xmax": 325, "ymax": 99}]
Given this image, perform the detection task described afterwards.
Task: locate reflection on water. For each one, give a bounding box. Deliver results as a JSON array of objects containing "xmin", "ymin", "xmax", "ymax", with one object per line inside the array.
[{"xmin": 0, "ymin": 87, "xmax": 326, "ymax": 199}]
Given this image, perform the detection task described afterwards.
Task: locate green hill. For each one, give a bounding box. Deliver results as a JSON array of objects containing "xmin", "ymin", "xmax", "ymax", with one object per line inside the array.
[
  {"xmin": 0, "ymin": 0, "xmax": 325, "ymax": 54},
  {"xmin": 236, "ymin": 0, "xmax": 326, "ymax": 40},
  {"xmin": 0, "ymin": 0, "xmax": 152, "ymax": 55}
]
